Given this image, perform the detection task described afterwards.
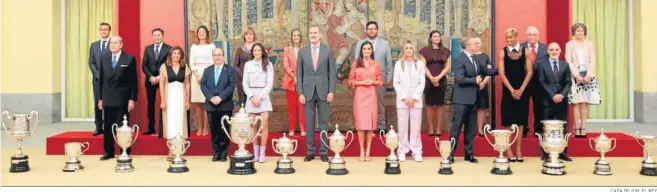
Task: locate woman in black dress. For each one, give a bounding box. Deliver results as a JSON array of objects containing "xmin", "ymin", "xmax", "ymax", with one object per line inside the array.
[
  {"xmin": 498, "ymin": 28, "xmax": 532, "ymax": 162},
  {"xmin": 471, "ymin": 37, "xmax": 491, "ymax": 136},
  {"xmin": 420, "ymin": 31, "xmax": 451, "ymax": 136}
]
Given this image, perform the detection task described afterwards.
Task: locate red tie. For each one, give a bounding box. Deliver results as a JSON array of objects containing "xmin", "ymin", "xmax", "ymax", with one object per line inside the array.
[{"xmin": 531, "ymin": 45, "xmax": 537, "ymax": 64}]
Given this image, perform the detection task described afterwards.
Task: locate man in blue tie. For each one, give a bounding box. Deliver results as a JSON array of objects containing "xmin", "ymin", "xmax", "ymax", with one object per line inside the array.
[
  {"xmin": 201, "ymin": 48, "xmax": 236, "ymax": 162},
  {"xmin": 89, "ymin": 22, "xmax": 112, "ymax": 136}
]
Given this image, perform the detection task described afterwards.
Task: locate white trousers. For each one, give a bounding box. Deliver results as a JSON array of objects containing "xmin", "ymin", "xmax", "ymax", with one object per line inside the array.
[{"xmin": 396, "ymin": 108, "xmax": 423, "ymax": 155}]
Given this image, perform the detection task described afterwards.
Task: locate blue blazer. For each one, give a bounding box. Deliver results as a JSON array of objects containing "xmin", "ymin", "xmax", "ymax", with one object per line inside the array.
[
  {"xmin": 451, "ymin": 52, "xmax": 498, "ymax": 105},
  {"xmin": 200, "ymin": 64, "xmax": 236, "ymax": 112}
]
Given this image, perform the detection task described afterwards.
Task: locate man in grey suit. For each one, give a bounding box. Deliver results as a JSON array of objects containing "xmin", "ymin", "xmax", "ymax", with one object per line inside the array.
[
  {"xmin": 297, "ymin": 25, "xmax": 337, "ymax": 162},
  {"xmin": 88, "ymin": 22, "xmax": 112, "ymax": 136},
  {"xmin": 522, "ymin": 26, "xmax": 549, "ymax": 138},
  {"xmin": 353, "ymin": 21, "xmax": 393, "ymax": 133}
]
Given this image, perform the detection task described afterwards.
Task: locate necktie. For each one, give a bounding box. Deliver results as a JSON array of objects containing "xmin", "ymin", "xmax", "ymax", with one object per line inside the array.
[
  {"xmin": 553, "ymin": 61, "xmax": 559, "ymax": 75},
  {"xmin": 155, "ymin": 45, "xmax": 160, "ymax": 58},
  {"xmin": 214, "ymin": 67, "xmax": 220, "ymax": 86},
  {"xmin": 101, "ymin": 41, "xmax": 107, "ymax": 52},
  {"xmin": 470, "ymin": 55, "xmax": 478, "ymax": 74},
  {"xmin": 312, "ymin": 46, "xmax": 319, "ymax": 71},
  {"xmin": 531, "ymin": 45, "xmax": 537, "ymax": 63},
  {"xmin": 112, "ymin": 55, "xmax": 117, "ymax": 70}
]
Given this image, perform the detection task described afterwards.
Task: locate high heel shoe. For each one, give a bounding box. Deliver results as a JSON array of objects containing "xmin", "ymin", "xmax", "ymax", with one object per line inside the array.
[{"xmin": 509, "ymin": 157, "xmax": 518, "ymax": 162}]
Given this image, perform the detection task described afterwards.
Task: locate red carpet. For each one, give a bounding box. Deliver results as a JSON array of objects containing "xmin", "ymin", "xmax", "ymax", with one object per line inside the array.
[{"xmin": 46, "ymin": 131, "xmax": 643, "ymax": 157}]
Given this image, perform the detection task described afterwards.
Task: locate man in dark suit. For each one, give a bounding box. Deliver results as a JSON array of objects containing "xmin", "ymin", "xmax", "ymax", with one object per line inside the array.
[
  {"xmin": 141, "ymin": 28, "xmax": 171, "ymax": 135},
  {"xmin": 522, "ymin": 26, "xmax": 549, "ymax": 138},
  {"xmin": 297, "ymin": 25, "xmax": 337, "ymax": 162},
  {"xmin": 538, "ymin": 42, "xmax": 573, "ymax": 162},
  {"xmin": 88, "ymin": 22, "xmax": 112, "ymax": 136},
  {"xmin": 98, "ymin": 36, "xmax": 138, "ymax": 160},
  {"xmin": 200, "ymin": 48, "xmax": 236, "ymax": 162},
  {"xmin": 448, "ymin": 37, "xmax": 498, "ymax": 163}
]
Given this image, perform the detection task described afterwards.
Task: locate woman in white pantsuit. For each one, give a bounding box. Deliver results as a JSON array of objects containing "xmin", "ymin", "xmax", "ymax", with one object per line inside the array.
[{"xmin": 393, "ymin": 41, "xmax": 426, "ymax": 162}]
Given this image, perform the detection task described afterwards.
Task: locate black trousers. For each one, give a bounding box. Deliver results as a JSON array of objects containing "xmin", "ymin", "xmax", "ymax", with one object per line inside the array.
[
  {"xmin": 208, "ymin": 110, "xmax": 233, "ymax": 158},
  {"xmin": 103, "ymin": 106, "xmax": 131, "ymax": 156},
  {"xmin": 527, "ymin": 78, "xmax": 544, "ymax": 136},
  {"xmin": 92, "ymin": 81, "xmax": 103, "ymax": 131},
  {"xmin": 541, "ymin": 100, "xmax": 569, "ymax": 155},
  {"xmin": 449, "ymin": 98, "xmax": 480, "ymax": 159},
  {"xmin": 145, "ymin": 84, "xmax": 158, "ymax": 132}
]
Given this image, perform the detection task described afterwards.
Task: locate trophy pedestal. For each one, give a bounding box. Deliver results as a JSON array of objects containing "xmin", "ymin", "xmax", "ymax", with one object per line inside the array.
[
  {"xmin": 438, "ymin": 160, "xmax": 453, "ymax": 175},
  {"xmin": 384, "ymin": 159, "xmax": 401, "ymax": 175},
  {"xmin": 490, "ymin": 158, "xmax": 512, "ymax": 175},
  {"xmin": 115, "ymin": 157, "xmax": 135, "ymax": 173},
  {"xmin": 62, "ymin": 159, "xmax": 84, "ymax": 172},
  {"xmin": 542, "ymin": 162, "xmax": 566, "ymax": 176},
  {"xmin": 640, "ymin": 161, "xmax": 657, "ymax": 176},
  {"xmin": 593, "ymin": 159, "xmax": 612, "ymax": 176},
  {"xmin": 9, "ymin": 155, "xmax": 30, "ymax": 173},
  {"xmin": 274, "ymin": 159, "xmax": 295, "ymax": 174},
  {"xmin": 326, "ymin": 161, "xmax": 348, "ymax": 175},
  {"xmin": 227, "ymin": 155, "xmax": 257, "ymax": 175},
  {"xmin": 167, "ymin": 158, "xmax": 189, "ymax": 173}
]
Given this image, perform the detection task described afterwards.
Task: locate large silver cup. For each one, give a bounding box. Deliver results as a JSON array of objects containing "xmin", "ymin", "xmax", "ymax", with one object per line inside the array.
[
  {"xmin": 111, "ymin": 115, "xmax": 139, "ymax": 173},
  {"xmin": 636, "ymin": 132, "xmax": 657, "ymax": 176},
  {"xmin": 221, "ymin": 105, "xmax": 263, "ymax": 175},
  {"xmin": 1, "ymin": 110, "xmax": 38, "ymax": 173},
  {"xmin": 166, "ymin": 134, "xmax": 191, "ymax": 173},
  {"xmin": 62, "ymin": 142, "xmax": 90, "ymax": 172},
  {"xmin": 272, "ymin": 133, "xmax": 298, "ymax": 174},
  {"xmin": 379, "ymin": 125, "xmax": 400, "ymax": 174},
  {"xmin": 589, "ymin": 129, "xmax": 616, "ymax": 175},
  {"xmin": 484, "ymin": 124, "xmax": 518, "ymax": 175},
  {"xmin": 434, "ymin": 137, "xmax": 456, "ymax": 175},
  {"xmin": 321, "ymin": 124, "xmax": 354, "ymax": 175},
  {"xmin": 536, "ymin": 120, "xmax": 570, "ymax": 176}
]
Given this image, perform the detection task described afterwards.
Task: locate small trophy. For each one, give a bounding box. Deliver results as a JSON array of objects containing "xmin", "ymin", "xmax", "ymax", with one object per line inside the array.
[
  {"xmin": 166, "ymin": 134, "xmax": 191, "ymax": 173},
  {"xmin": 272, "ymin": 133, "xmax": 298, "ymax": 174},
  {"xmin": 635, "ymin": 132, "xmax": 657, "ymax": 176},
  {"xmin": 434, "ymin": 137, "xmax": 456, "ymax": 175},
  {"xmin": 320, "ymin": 124, "xmax": 354, "ymax": 175},
  {"xmin": 221, "ymin": 105, "xmax": 263, "ymax": 175},
  {"xmin": 484, "ymin": 124, "xmax": 518, "ymax": 175},
  {"xmin": 62, "ymin": 142, "xmax": 90, "ymax": 172},
  {"xmin": 589, "ymin": 129, "xmax": 616, "ymax": 175},
  {"xmin": 112, "ymin": 115, "xmax": 139, "ymax": 173},
  {"xmin": 379, "ymin": 125, "xmax": 400, "ymax": 174},
  {"xmin": 1, "ymin": 111, "xmax": 38, "ymax": 173},
  {"xmin": 536, "ymin": 120, "xmax": 570, "ymax": 176}
]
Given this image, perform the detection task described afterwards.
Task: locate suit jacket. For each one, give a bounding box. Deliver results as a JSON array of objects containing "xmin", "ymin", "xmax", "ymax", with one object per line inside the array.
[
  {"xmin": 392, "ymin": 59, "xmax": 426, "ymax": 108},
  {"xmin": 521, "ymin": 41, "xmax": 548, "ymax": 70},
  {"xmin": 354, "ymin": 37, "xmax": 394, "ymax": 82},
  {"xmin": 538, "ymin": 59, "xmax": 572, "ymax": 106},
  {"xmin": 142, "ymin": 43, "xmax": 171, "ymax": 86},
  {"xmin": 451, "ymin": 52, "xmax": 498, "ymax": 105},
  {"xmin": 565, "ymin": 40, "xmax": 596, "ymax": 78},
  {"xmin": 89, "ymin": 40, "xmax": 110, "ymax": 81},
  {"xmin": 200, "ymin": 64, "xmax": 236, "ymax": 112},
  {"xmin": 99, "ymin": 51, "xmax": 139, "ymax": 107},
  {"xmin": 296, "ymin": 43, "xmax": 337, "ymax": 100}
]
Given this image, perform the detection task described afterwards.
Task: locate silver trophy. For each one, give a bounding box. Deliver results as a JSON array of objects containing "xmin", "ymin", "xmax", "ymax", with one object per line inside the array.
[
  {"xmin": 536, "ymin": 120, "xmax": 570, "ymax": 176},
  {"xmin": 379, "ymin": 125, "xmax": 400, "ymax": 174},
  {"xmin": 434, "ymin": 137, "xmax": 456, "ymax": 175},
  {"xmin": 635, "ymin": 132, "xmax": 656, "ymax": 176},
  {"xmin": 321, "ymin": 124, "xmax": 354, "ymax": 175},
  {"xmin": 166, "ymin": 134, "xmax": 191, "ymax": 173},
  {"xmin": 221, "ymin": 104, "xmax": 263, "ymax": 175},
  {"xmin": 484, "ymin": 124, "xmax": 518, "ymax": 175},
  {"xmin": 1, "ymin": 110, "xmax": 38, "ymax": 173},
  {"xmin": 112, "ymin": 115, "xmax": 139, "ymax": 173},
  {"xmin": 272, "ymin": 133, "xmax": 298, "ymax": 174},
  {"xmin": 589, "ymin": 129, "xmax": 616, "ymax": 175},
  {"xmin": 62, "ymin": 142, "xmax": 90, "ymax": 172}
]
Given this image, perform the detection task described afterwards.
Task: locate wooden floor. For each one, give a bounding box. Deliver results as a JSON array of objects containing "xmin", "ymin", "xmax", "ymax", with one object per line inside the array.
[{"xmin": 2, "ymin": 148, "xmax": 655, "ymax": 186}]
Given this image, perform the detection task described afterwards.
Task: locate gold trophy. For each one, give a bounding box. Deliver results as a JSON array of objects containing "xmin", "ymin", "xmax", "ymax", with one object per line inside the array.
[
  {"xmin": 272, "ymin": 133, "xmax": 298, "ymax": 174},
  {"xmin": 589, "ymin": 129, "xmax": 616, "ymax": 175},
  {"xmin": 484, "ymin": 124, "xmax": 518, "ymax": 175},
  {"xmin": 166, "ymin": 134, "xmax": 191, "ymax": 173},
  {"xmin": 635, "ymin": 132, "xmax": 656, "ymax": 176},
  {"xmin": 1, "ymin": 110, "xmax": 38, "ymax": 173},
  {"xmin": 536, "ymin": 120, "xmax": 571, "ymax": 176},
  {"xmin": 320, "ymin": 124, "xmax": 354, "ymax": 175},
  {"xmin": 221, "ymin": 104, "xmax": 263, "ymax": 175},
  {"xmin": 112, "ymin": 115, "xmax": 140, "ymax": 173},
  {"xmin": 434, "ymin": 137, "xmax": 456, "ymax": 175},
  {"xmin": 62, "ymin": 142, "xmax": 90, "ymax": 172},
  {"xmin": 378, "ymin": 125, "xmax": 400, "ymax": 174}
]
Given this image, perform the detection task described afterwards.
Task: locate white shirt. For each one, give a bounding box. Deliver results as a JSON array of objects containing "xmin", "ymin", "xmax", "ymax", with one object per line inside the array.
[
  {"xmin": 100, "ymin": 38, "xmax": 110, "ymax": 50},
  {"xmin": 310, "ymin": 43, "xmax": 321, "ymax": 55},
  {"xmin": 153, "ymin": 42, "xmax": 163, "ymax": 54},
  {"xmin": 463, "ymin": 51, "xmax": 477, "ymax": 72},
  {"xmin": 112, "ymin": 51, "xmax": 122, "ymax": 60},
  {"xmin": 368, "ymin": 37, "xmax": 378, "ymax": 52},
  {"xmin": 507, "ymin": 43, "xmax": 521, "ymax": 52}
]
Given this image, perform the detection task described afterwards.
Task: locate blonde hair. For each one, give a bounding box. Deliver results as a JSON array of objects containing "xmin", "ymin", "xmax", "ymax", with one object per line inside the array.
[
  {"xmin": 400, "ymin": 40, "xmax": 418, "ymax": 72},
  {"xmin": 505, "ymin": 28, "xmax": 518, "ymax": 37}
]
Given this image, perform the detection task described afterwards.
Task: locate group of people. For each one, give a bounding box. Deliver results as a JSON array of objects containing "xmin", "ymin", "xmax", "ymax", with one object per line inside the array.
[{"xmin": 87, "ymin": 20, "xmax": 601, "ymax": 164}]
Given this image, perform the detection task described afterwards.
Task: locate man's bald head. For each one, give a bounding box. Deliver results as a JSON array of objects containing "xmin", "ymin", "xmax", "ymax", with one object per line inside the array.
[
  {"xmin": 547, "ymin": 42, "xmax": 561, "ymax": 60},
  {"xmin": 526, "ymin": 26, "xmax": 540, "ymax": 45}
]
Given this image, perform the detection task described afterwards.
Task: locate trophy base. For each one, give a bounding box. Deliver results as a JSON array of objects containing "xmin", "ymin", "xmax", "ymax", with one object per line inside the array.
[
  {"xmin": 9, "ymin": 155, "xmax": 30, "ymax": 173},
  {"xmin": 115, "ymin": 158, "xmax": 135, "ymax": 173},
  {"xmin": 639, "ymin": 168, "xmax": 657, "ymax": 176},
  {"xmin": 384, "ymin": 159, "xmax": 401, "ymax": 175},
  {"xmin": 326, "ymin": 162, "xmax": 348, "ymax": 175},
  {"xmin": 491, "ymin": 158, "xmax": 512, "ymax": 175},
  {"xmin": 593, "ymin": 160, "xmax": 612, "ymax": 176},
  {"xmin": 168, "ymin": 159, "xmax": 189, "ymax": 173},
  {"xmin": 542, "ymin": 163, "xmax": 566, "ymax": 176},
  {"xmin": 274, "ymin": 159, "xmax": 295, "ymax": 174},
  {"xmin": 490, "ymin": 167, "xmax": 513, "ymax": 175},
  {"xmin": 62, "ymin": 161, "xmax": 84, "ymax": 172},
  {"xmin": 438, "ymin": 161, "xmax": 453, "ymax": 175},
  {"xmin": 227, "ymin": 155, "xmax": 257, "ymax": 175}
]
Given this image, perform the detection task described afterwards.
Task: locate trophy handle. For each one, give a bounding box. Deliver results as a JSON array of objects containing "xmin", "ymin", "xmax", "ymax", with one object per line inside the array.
[
  {"xmin": 378, "ymin": 130, "xmax": 386, "ymax": 146},
  {"xmin": 609, "ymin": 138, "xmax": 617, "ymax": 152},
  {"xmin": 1, "ymin": 111, "xmax": 10, "ymax": 137},
  {"xmin": 565, "ymin": 132, "xmax": 572, "ymax": 143},
  {"xmin": 635, "ymin": 131, "xmax": 645, "ymax": 148},
  {"xmin": 291, "ymin": 140, "xmax": 299, "ymax": 154},
  {"xmin": 344, "ymin": 131, "xmax": 355, "ymax": 150},
  {"xmin": 320, "ymin": 131, "xmax": 329, "ymax": 149},
  {"xmin": 508, "ymin": 124, "xmax": 519, "ymax": 146},
  {"xmin": 588, "ymin": 138, "xmax": 595, "ymax": 152},
  {"xmin": 249, "ymin": 116, "xmax": 264, "ymax": 144},
  {"xmin": 271, "ymin": 139, "xmax": 281, "ymax": 154},
  {"xmin": 220, "ymin": 116, "xmax": 235, "ymax": 143},
  {"xmin": 130, "ymin": 125, "xmax": 140, "ymax": 146},
  {"xmin": 184, "ymin": 141, "xmax": 191, "ymax": 152},
  {"xmin": 28, "ymin": 111, "xmax": 39, "ymax": 135},
  {"xmin": 450, "ymin": 137, "xmax": 456, "ymax": 151},
  {"xmin": 111, "ymin": 124, "xmax": 120, "ymax": 146},
  {"xmin": 535, "ymin": 132, "xmax": 544, "ymax": 147},
  {"xmin": 483, "ymin": 124, "xmax": 495, "ymax": 147},
  {"xmin": 81, "ymin": 142, "xmax": 90, "ymax": 154},
  {"xmin": 433, "ymin": 137, "xmax": 440, "ymax": 152},
  {"xmin": 166, "ymin": 140, "xmax": 173, "ymax": 149}
]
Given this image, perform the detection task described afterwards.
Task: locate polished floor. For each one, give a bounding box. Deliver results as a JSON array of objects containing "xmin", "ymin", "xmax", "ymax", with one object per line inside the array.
[{"xmin": 1, "ymin": 148, "xmax": 655, "ymax": 186}]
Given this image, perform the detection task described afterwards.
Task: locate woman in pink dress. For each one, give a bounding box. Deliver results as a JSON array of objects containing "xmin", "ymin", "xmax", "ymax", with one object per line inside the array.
[
  {"xmin": 282, "ymin": 29, "xmax": 306, "ymax": 137},
  {"xmin": 348, "ymin": 41, "xmax": 382, "ymax": 162}
]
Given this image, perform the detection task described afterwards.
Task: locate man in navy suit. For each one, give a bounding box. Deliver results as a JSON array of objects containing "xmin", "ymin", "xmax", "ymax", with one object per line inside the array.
[
  {"xmin": 448, "ymin": 37, "xmax": 498, "ymax": 163},
  {"xmin": 89, "ymin": 22, "xmax": 112, "ymax": 136},
  {"xmin": 200, "ymin": 48, "xmax": 236, "ymax": 162}
]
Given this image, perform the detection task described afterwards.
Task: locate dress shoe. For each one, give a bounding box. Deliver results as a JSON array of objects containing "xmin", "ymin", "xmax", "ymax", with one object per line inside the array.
[
  {"xmin": 559, "ymin": 154, "xmax": 572, "ymax": 161},
  {"xmin": 464, "ymin": 157, "xmax": 479, "ymax": 163},
  {"xmin": 92, "ymin": 129, "xmax": 103, "ymax": 136},
  {"xmin": 100, "ymin": 154, "xmax": 114, "ymax": 160},
  {"xmin": 219, "ymin": 157, "xmax": 227, "ymax": 162},
  {"xmin": 320, "ymin": 155, "xmax": 329, "ymax": 162},
  {"xmin": 143, "ymin": 130, "xmax": 156, "ymax": 135},
  {"xmin": 212, "ymin": 155, "xmax": 221, "ymax": 162},
  {"xmin": 447, "ymin": 157, "xmax": 455, "ymax": 164},
  {"xmin": 304, "ymin": 155, "xmax": 315, "ymax": 162}
]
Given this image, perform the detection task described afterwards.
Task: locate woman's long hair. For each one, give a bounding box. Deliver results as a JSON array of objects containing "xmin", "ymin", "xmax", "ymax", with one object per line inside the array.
[
  {"xmin": 400, "ymin": 41, "xmax": 418, "ymax": 73},
  {"xmin": 165, "ymin": 46, "xmax": 186, "ymax": 68},
  {"xmin": 288, "ymin": 28, "xmax": 302, "ymax": 50},
  {"xmin": 357, "ymin": 41, "xmax": 374, "ymax": 68},
  {"xmin": 250, "ymin": 43, "xmax": 269, "ymax": 71}
]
